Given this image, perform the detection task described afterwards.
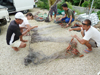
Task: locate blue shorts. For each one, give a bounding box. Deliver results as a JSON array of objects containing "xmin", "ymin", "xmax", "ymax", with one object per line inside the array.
[{"xmin": 61, "ymin": 17, "xmax": 74, "ymax": 23}]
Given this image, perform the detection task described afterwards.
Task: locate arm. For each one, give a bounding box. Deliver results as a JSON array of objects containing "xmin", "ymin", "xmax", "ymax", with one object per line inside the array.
[
  {"xmin": 62, "ymin": 14, "xmax": 67, "ymax": 19},
  {"xmin": 69, "ymin": 27, "xmax": 81, "ymax": 31},
  {"xmin": 26, "ymin": 24, "xmax": 31, "ymax": 29},
  {"xmin": 81, "ymin": 28, "xmax": 84, "ymax": 37},
  {"xmin": 20, "ymin": 27, "xmax": 26, "ymax": 29},
  {"xmin": 26, "ymin": 24, "xmax": 38, "ymax": 30},
  {"xmin": 59, "ymin": 14, "xmax": 67, "ymax": 20},
  {"xmin": 68, "ymin": 15, "xmax": 72, "ymax": 25},
  {"xmin": 20, "ymin": 28, "xmax": 30, "ymax": 36},
  {"xmin": 72, "ymin": 35, "xmax": 88, "ymax": 45}
]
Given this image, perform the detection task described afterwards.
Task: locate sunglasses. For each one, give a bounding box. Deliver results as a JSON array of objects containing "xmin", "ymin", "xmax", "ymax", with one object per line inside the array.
[{"xmin": 82, "ymin": 22, "xmax": 88, "ymax": 25}]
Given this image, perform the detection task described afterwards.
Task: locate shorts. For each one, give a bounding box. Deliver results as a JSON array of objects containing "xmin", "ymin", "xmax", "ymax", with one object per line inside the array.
[
  {"xmin": 89, "ymin": 39, "xmax": 98, "ymax": 48},
  {"xmin": 10, "ymin": 39, "xmax": 21, "ymax": 48},
  {"xmin": 61, "ymin": 17, "xmax": 74, "ymax": 23},
  {"xmin": 49, "ymin": 5, "xmax": 57, "ymax": 15}
]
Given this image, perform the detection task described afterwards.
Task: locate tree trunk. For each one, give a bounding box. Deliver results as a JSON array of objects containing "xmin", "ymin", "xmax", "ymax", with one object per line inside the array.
[{"xmin": 79, "ymin": 0, "xmax": 82, "ymax": 6}]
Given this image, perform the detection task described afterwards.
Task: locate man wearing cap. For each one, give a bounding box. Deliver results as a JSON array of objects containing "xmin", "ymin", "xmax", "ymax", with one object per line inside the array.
[
  {"xmin": 6, "ymin": 12, "xmax": 37, "ymax": 51},
  {"xmin": 69, "ymin": 19, "xmax": 100, "ymax": 53}
]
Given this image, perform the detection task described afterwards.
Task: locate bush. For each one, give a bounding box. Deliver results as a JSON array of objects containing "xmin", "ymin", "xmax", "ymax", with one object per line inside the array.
[
  {"xmin": 66, "ymin": 2, "xmax": 72, "ymax": 9},
  {"xmin": 57, "ymin": 0, "xmax": 73, "ymax": 10},
  {"xmin": 82, "ymin": 1, "xmax": 89, "ymax": 7},
  {"xmin": 97, "ymin": 11, "xmax": 100, "ymax": 20},
  {"xmin": 36, "ymin": 0, "xmax": 49, "ymax": 9},
  {"xmin": 57, "ymin": 0, "xmax": 65, "ymax": 10}
]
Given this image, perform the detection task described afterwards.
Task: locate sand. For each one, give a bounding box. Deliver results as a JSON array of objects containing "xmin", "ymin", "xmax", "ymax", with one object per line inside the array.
[{"xmin": 0, "ymin": 8, "xmax": 100, "ymax": 75}]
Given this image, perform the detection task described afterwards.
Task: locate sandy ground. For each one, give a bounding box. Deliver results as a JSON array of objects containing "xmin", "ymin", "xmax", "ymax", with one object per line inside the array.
[{"xmin": 0, "ymin": 8, "xmax": 100, "ymax": 75}]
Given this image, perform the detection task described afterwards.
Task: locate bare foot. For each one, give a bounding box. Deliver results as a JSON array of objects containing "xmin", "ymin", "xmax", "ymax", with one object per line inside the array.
[
  {"xmin": 12, "ymin": 47, "xmax": 19, "ymax": 51},
  {"xmin": 59, "ymin": 23, "xmax": 62, "ymax": 26},
  {"xmin": 50, "ymin": 18, "xmax": 53, "ymax": 21},
  {"xmin": 64, "ymin": 25, "xmax": 69, "ymax": 28},
  {"xmin": 84, "ymin": 49, "xmax": 92, "ymax": 53},
  {"xmin": 21, "ymin": 40, "xmax": 28, "ymax": 42}
]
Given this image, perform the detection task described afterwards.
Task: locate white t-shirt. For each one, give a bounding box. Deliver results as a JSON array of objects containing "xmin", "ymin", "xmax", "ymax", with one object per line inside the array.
[
  {"xmin": 19, "ymin": 17, "xmax": 30, "ymax": 27},
  {"xmin": 83, "ymin": 26, "xmax": 100, "ymax": 46}
]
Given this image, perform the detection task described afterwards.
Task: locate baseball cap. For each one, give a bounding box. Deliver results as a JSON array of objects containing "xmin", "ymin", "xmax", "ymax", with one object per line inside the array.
[{"xmin": 15, "ymin": 12, "xmax": 25, "ymax": 20}]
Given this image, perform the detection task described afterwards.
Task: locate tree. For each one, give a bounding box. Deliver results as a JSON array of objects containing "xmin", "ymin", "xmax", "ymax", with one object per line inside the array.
[{"xmin": 79, "ymin": 0, "xmax": 82, "ymax": 6}]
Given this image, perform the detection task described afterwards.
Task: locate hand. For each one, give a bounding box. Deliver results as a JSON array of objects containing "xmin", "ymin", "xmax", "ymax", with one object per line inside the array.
[
  {"xmin": 34, "ymin": 26, "xmax": 38, "ymax": 28},
  {"xmin": 65, "ymin": 24, "xmax": 69, "ymax": 28},
  {"xmin": 58, "ymin": 18, "xmax": 62, "ymax": 21},
  {"xmin": 81, "ymin": 27, "xmax": 84, "ymax": 37},
  {"xmin": 66, "ymin": 45, "xmax": 71, "ymax": 50},
  {"xmin": 81, "ymin": 28, "xmax": 84, "ymax": 33},
  {"xmin": 81, "ymin": 29, "xmax": 84, "ymax": 34},
  {"xmin": 27, "ymin": 27, "xmax": 31, "ymax": 32},
  {"xmin": 69, "ymin": 28, "xmax": 73, "ymax": 31}
]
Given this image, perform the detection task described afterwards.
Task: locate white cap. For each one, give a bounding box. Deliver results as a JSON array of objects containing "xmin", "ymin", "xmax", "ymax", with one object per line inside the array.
[{"xmin": 15, "ymin": 12, "xmax": 25, "ymax": 20}]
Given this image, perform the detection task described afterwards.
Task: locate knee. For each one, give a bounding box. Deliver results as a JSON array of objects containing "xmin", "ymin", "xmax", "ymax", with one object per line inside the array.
[
  {"xmin": 71, "ymin": 19, "xmax": 74, "ymax": 22},
  {"xmin": 65, "ymin": 19, "xmax": 69, "ymax": 23},
  {"xmin": 23, "ymin": 43, "xmax": 26, "ymax": 47},
  {"xmin": 19, "ymin": 42, "xmax": 26, "ymax": 48}
]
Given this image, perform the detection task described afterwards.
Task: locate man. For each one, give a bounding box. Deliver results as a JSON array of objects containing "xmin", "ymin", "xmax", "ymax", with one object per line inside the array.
[
  {"xmin": 48, "ymin": 0, "xmax": 57, "ymax": 21},
  {"xmin": 59, "ymin": 3, "xmax": 75, "ymax": 28},
  {"xmin": 69, "ymin": 19, "xmax": 100, "ymax": 53},
  {"xmin": 6, "ymin": 12, "xmax": 37, "ymax": 51}
]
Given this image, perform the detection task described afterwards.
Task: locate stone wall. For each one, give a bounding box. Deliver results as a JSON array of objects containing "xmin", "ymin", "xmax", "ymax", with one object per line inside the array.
[{"xmin": 72, "ymin": 6, "xmax": 100, "ymax": 14}]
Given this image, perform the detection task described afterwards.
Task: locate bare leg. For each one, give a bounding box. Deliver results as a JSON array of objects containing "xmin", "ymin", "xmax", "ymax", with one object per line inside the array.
[
  {"xmin": 20, "ymin": 29, "xmax": 28, "ymax": 42},
  {"xmin": 84, "ymin": 41, "xmax": 92, "ymax": 53},
  {"xmin": 50, "ymin": 15, "xmax": 52, "ymax": 21},
  {"xmin": 12, "ymin": 42, "xmax": 26, "ymax": 51},
  {"xmin": 19, "ymin": 42, "xmax": 26, "ymax": 48},
  {"xmin": 12, "ymin": 47, "xmax": 19, "ymax": 51},
  {"xmin": 54, "ymin": 14, "xmax": 56, "ymax": 20}
]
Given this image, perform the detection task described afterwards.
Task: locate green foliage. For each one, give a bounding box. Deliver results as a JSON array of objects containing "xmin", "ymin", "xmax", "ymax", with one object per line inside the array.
[
  {"xmin": 97, "ymin": 11, "xmax": 100, "ymax": 20},
  {"xmin": 57, "ymin": 0, "xmax": 65, "ymax": 10},
  {"xmin": 89, "ymin": 0, "xmax": 100, "ymax": 9},
  {"xmin": 63, "ymin": 0, "xmax": 100, "ymax": 9},
  {"xmin": 57, "ymin": 0, "xmax": 73, "ymax": 10},
  {"xmin": 97, "ymin": 11, "xmax": 100, "ymax": 15},
  {"xmin": 73, "ymin": 0, "xmax": 80, "ymax": 6},
  {"xmin": 92, "ymin": 10, "xmax": 96, "ymax": 13},
  {"xmin": 36, "ymin": 0, "xmax": 49, "ymax": 9},
  {"xmin": 66, "ymin": 2, "xmax": 72, "ymax": 9},
  {"xmin": 82, "ymin": 1, "xmax": 89, "ymax": 7},
  {"xmin": 73, "ymin": 0, "xmax": 80, "ymax": 4},
  {"xmin": 94, "ymin": 0, "xmax": 100, "ymax": 9}
]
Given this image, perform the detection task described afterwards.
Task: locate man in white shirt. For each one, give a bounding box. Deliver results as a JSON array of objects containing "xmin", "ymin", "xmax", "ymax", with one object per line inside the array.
[{"xmin": 69, "ymin": 19, "xmax": 100, "ymax": 53}]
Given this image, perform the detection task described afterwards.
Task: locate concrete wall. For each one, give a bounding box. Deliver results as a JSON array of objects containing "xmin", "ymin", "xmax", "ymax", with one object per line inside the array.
[{"xmin": 72, "ymin": 6, "xmax": 100, "ymax": 14}]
